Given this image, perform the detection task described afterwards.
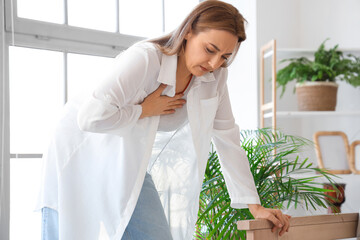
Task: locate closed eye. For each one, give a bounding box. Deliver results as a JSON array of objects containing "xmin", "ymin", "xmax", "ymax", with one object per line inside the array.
[
  {"xmin": 206, "ymin": 47, "xmax": 228, "ymax": 61},
  {"xmin": 206, "ymin": 47, "xmax": 215, "ymax": 54}
]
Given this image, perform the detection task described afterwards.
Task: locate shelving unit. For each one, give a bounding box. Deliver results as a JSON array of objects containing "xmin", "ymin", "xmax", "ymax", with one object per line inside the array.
[
  {"xmin": 264, "ymin": 48, "xmax": 360, "ymax": 59},
  {"xmin": 264, "ymin": 111, "xmax": 360, "ymax": 119},
  {"xmin": 259, "ymin": 39, "xmax": 276, "ymax": 129},
  {"xmin": 259, "ymin": 39, "xmax": 360, "ymax": 175},
  {"xmin": 259, "ymin": 39, "xmax": 360, "ymax": 130},
  {"xmin": 259, "ymin": 39, "xmax": 360, "ymax": 216}
]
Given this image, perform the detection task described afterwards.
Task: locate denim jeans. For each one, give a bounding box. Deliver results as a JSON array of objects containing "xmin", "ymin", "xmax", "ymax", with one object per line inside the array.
[
  {"xmin": 41, "ymin": 173, "xmax": 172, "ymax": 240},
  {"xmin": 41, "ymin": 207, "xmax": 59, "ymax": 240}
]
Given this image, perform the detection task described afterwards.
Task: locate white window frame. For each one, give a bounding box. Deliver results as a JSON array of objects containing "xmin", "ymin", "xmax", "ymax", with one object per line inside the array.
[
  {"xmin": 4, "ymin": 0, "xmax": 145, "ymax": 57},
  {"xmin": 1, "ymin": 0, "xmax": 10, "ymax": 238}
]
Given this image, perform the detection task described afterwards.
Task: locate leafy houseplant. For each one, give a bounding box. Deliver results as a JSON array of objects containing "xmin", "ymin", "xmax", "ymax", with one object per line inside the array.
[
  {"xmin": 276, "ymin": 39, "xmax": 360, "ymax": 111},
  {"xmin": 195, "ymin": 129, "xmax": 338, "ymax": 240}
]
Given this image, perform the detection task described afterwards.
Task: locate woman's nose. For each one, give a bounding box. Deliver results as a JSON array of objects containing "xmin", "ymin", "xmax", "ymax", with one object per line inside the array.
[
  {"xmin": 208, "ymin": 60, "xmax": 215, "ymax": 70},
  {"xmin": 208, "ymin": 56, "xmax": 223, "ymax": 70}
]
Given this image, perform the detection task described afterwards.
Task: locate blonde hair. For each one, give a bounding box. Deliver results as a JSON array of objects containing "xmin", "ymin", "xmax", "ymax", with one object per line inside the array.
[{"xmin": 149, "ymin": 0, "xmax": 247, "ymax": 67}]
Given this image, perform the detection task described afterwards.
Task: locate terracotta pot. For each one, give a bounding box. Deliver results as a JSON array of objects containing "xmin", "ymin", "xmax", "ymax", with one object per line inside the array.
[
  {"xmin": 323, "ymin": 183, "xmax": 346, "ymax": 213},
  {"xmin": 295, "ymin": 82, "xmax": 338, "ymax": 111}
]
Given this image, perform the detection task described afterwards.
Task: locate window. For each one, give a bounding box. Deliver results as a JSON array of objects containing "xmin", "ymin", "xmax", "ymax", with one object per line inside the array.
[
  {"xmin": 10, "ymin": 158, "xmax": 42, "ymax": 240},
  {"xmin": 67, "ymin": 53, "xmax": 114, "ymax": 100},
  {"xmin": 68, "ymin": 0, "xmax": 117, "ymax": 32},
  {"xmin": 1, "ymin": 0, "xmax": 199, "ymax": 239},
  {"xmin": 9, "ymin": 47, "xmax": 64, "ymax": 154},
  {"xmin": 119, "ymin": 0, "xmax": 163, "ymax": 37},
  {"xmin": 17, "ymin": 0, "xmax": 64, "ymax": 24}
]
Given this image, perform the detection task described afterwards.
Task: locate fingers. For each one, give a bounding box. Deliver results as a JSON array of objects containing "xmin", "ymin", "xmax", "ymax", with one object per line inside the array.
[
  {"xmin": 252, "ymin": 206, "xmax": 291, "ymax": 237},
  {"xmin": 278, "ymin": 214, "xmax": 290, "ymax": 236},
  {"xmin": 267, "ymin": 209, "xmax": 290, "ymax": 237},
  {"xmin": 143, "ymin": 85, "xmax": 186, "ymax": 117},
  {"xmin": 273, "ymin": 210, "xmax": 290, "ymax": 236},
  {"xmin": 163, "ymin": 102, "xmax": 185, "ymax": 114},
  {"xmin": 162, "ymin": 109, "xmax": 176, "ymax": 115},
  {"xmin": 268, "ymin": 213, "xmax": 282, "ymax": 233},
  {"xmin": 164, "ymin": 96, "xmax": 186, "ymax": 112},
  {"xmin": 168, "ymin": 104, "xmax": 185, "ymax": 110},
  {"xmin": 167, "ymin": 93, "xmax": 185, "ymax": 101},
  {"xmin": 175, "ymin": 92, "xmax": 184, "ymax": 98},
  {"xmin": 279, "ymin": 211, "xmax": 290, "ymax": 235},
  {"xmin": 168, "ymin": 98, "xmax": 186, "ymax": 105},
  {"xmin": 162, "ymin": 99, "xmax": 186, "ymax": 114}
]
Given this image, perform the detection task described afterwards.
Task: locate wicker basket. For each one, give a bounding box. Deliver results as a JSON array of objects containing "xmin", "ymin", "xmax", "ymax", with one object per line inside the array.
[{"xmin": 296, "ymin": 82, "xmax": 338, "ymax": 111}]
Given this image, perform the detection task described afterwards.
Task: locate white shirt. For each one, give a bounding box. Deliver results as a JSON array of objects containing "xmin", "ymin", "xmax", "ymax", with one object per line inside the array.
[
  {"xmin": 157, "ymin": 78, "xmax": 193, "ymax": 132},
  {"xmin": 36, "ymin": 41, "xmax": 260, "ymax": 240}
]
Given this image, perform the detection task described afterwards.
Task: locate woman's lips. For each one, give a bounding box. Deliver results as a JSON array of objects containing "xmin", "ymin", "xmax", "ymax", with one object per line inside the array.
[{"xmin": 200, "ymin": 66, "xmax": 209, "ymax": 72}]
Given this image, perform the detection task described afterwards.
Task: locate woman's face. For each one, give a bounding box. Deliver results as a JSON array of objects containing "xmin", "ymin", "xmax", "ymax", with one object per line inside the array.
[{"xmin": 183, "ymin": 29, "xmax": 238, "ymax": 76}]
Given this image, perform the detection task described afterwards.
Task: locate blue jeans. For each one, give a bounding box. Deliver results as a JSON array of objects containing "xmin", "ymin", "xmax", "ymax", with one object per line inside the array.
[{"xmin": 41, "ymin": 173, "xmax": 172, "ymax": 240}]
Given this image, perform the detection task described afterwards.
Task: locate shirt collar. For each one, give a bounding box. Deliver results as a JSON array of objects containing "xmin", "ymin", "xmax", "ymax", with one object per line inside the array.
[
  {"xmin": 196, "ymin": 72, "xmax": 216, "ymax": 83},
  {"xmin": 157, "ymin": 54, "xmax": 177, "ymax": 87},
  {"xmin": 156, "ymin": 53, "xmax": 216, "ymax": 96}
]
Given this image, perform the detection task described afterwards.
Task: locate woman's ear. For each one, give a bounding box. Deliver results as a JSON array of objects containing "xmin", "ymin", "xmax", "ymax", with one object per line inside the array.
[{"xmin": 185, "ymin": 30, "xmax": 193, "ymax": 40}]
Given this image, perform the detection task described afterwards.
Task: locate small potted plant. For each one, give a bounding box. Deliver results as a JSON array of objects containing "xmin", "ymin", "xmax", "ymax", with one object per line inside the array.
[{"xmin": 276, "ymin": 39, "xmax": 360, "ymax": 111}]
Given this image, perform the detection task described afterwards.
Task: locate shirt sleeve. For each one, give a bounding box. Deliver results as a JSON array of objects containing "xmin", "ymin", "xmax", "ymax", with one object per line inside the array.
[
  {"xmin": 77, "ymin": 45, "xmax": 154, "ymax": 135},
  {"xmin": 211, "ymin": 72, "xmax": 261, "ymax": 209}
]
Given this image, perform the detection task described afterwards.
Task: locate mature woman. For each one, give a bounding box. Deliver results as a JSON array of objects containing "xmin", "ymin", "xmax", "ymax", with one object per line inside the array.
[{"xmin": 36, "ymin": 1, "xmax": 290, "ymax": 239}]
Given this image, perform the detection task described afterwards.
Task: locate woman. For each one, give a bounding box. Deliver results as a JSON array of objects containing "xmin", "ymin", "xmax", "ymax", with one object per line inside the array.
[{"xmin": 37, "ymin": 1, "xmax": 290, "ymax": 239}]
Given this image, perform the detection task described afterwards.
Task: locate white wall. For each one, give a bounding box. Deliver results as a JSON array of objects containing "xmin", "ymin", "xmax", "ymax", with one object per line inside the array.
[
  {"xmin": 297, "ymin": 0, "xmax": 360, "ymax": 144},
  {"xmin": 257, "ymin": 0, "xmax": 300, "ymax": 49},
  {"xmin": 256, "ymin": 0, "xmax": 302, "ymax": 131},
  {"xmin": 257, "ymin": 0, "xmax": 360, "ymax": 139},
  {"xmin": 225, "ymin": 0, "xmax": 258, "ymax": 130},
  {"xmin": 299, "ymin": 0, "xmax": 360, "ymax": 49}
]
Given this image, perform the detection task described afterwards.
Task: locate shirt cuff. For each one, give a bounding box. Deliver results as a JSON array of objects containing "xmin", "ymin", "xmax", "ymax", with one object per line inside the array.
[{"xmin": 230, "ymin": 196, "xmax": 261, "ymax": 209}]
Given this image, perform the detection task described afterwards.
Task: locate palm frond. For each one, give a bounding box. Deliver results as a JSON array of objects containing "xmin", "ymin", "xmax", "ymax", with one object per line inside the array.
[{"xmin": 195, "ymin": 128, "xmax": 338, "ymax": 240}]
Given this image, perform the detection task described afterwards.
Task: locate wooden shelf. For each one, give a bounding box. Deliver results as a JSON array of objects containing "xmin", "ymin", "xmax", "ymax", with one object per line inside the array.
[
  {"xmin": 264, "ymin": 111, "xmax": 360, "ymax": 119},
  {"xmin": 264, "ymin": 48, "xmax": 360, "ymax": 59}
]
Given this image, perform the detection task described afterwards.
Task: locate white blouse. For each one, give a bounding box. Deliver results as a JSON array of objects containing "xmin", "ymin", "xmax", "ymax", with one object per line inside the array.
[
  {"xmin": 36, "ymin": 41, "xmax": 260, "ymax": 240},
  {"xmin": 157, "ymin": 78, "xmax": 193, "ymax": 132}
]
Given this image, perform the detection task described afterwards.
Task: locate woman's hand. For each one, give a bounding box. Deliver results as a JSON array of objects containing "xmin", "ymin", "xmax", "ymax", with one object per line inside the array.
[
  {"xmin": 248, "ymin": 204, "xmax": 291, "ymax": 236},
  {"xmin": 139, "ymin": 84, "xmax": 186, "ymax": 119}
]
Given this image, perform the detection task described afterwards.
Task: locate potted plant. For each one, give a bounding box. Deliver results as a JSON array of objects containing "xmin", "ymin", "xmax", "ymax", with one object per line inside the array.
[
  {"xmin": 195, "ymin": 128, "xmax": 339, "ymax": 240},
  {"xmin": 276, "ymin": 39, "xmax": 360, "ymax": 111}
]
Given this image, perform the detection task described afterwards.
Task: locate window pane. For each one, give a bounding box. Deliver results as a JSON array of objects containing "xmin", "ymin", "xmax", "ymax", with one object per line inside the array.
[
  {"xmin": 10, "ymin": 158, "xmax": 42, "ymax": 240},
  {"xmin": 67, "ymin": 53, "xmax": 114, "ymax": 101},
  {"xmin": 68, "ymin": 0, "xmax": 117, "ymax": 32},
  {"xmin": 17, "ymin": 0, "xmax": 64, "ymax": 24},
  {"xmin": 164, "ymin": 0, "xmax": 198, "ymax": 33},
  {"xmin": 9, "ymin": 47, "xmax": 64, "ymax": 154},
  {"xmin": 119, "ymin": 0, "xmax": 163, "ymax": 38}
]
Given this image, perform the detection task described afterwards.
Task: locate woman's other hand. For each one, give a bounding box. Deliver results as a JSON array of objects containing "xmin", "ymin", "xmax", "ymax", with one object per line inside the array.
[
  {"xmin": 139, "ymin": 84, "xmax": 186, "ymax": 119},
  {"xmin": 248, "ymin": 204, "xmax": 291, "ymax": 236}
]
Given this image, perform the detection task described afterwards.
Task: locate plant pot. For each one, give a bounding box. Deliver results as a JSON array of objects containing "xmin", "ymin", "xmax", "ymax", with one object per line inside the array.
[
  {"xmin": 295, "ymin": 82, "xmax": 338, "ymax": 111},
  {"xmin": 323, "ymin": 183, "xmax": 346, "ymax": 213}
]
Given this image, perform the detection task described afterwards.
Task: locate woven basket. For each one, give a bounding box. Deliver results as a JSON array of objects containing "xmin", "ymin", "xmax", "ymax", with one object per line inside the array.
[{"xmin": 296, "ymin": 82, "xmax": 338, "ymax": 111}]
